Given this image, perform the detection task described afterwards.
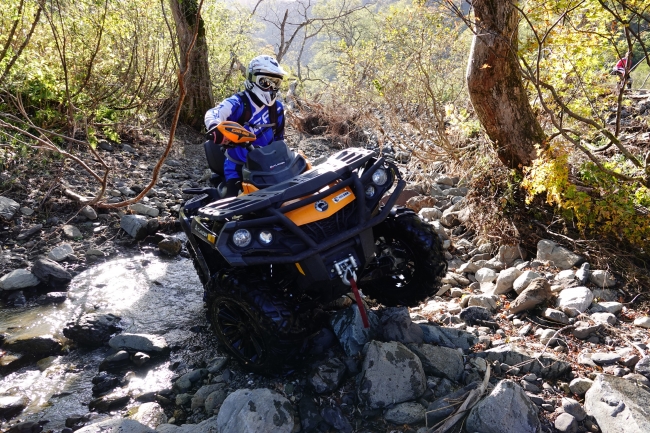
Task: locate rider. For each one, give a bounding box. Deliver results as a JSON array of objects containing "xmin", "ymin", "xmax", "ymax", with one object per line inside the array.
[
  {"xmin": 204, "ymin": 55, "xmax": 287, "ymax": 197},
  {"xmin": 612, "ymin": 51, "xmax": 633, "ymax": 89}
]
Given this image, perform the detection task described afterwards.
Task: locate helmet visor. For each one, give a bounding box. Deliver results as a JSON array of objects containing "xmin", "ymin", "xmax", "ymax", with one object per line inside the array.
[{"xmin": 255, "ymin": 75, "xmax": 282, "ymax": 91}]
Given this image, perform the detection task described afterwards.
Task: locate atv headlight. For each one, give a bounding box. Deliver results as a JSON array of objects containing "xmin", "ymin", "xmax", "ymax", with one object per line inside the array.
[
  {"xmin": 259, "ymin": 230, "xmax": 273, "ymax": 245},
  {"xmin": 372, "ymin": 168, "xmax": 388, "ymax": 186},
  {"xmin": 232, "ymin": 229, "xmax": 252, "ymax": 247},
  {"xmin": 365, "ymin": 185, "xmax": 376, "ymax": 198}
]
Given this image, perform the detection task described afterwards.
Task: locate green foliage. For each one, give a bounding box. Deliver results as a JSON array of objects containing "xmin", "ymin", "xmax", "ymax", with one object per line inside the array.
[{"xmin": 522, "ymin": 146, "xmax": 650, "ymax": 250}]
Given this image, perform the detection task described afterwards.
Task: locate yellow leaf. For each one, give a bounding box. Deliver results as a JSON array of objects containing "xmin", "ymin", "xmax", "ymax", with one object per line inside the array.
[{"xmin": 480, "ymin": 64, "xmax": 491, "ymax": 69}]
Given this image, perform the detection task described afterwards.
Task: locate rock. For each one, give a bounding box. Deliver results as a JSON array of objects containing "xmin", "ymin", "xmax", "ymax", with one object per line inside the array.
[
  {"xmin": 575, "ymin": 262, "xmax": 590, "ymax": 284},
  {"xmin": 98, "ymin": 350, "xmax": 130, "ymax": 372},
  {"xmin": 405, "ymin": 195, "xmax": 437, "ymax": 213},
  {"xmin": 4, "ymin": 421, "xmax": 43, "ymax": 433},
  {"xmin": 74, "ymin": 418, "xmax": 155, "ymax": 433},
  {"xmin": 191, "ymin": 384, "xmax": 226, "ymax": 411},
  {"xmin": 108, "ymin": 333, "xmax": 168, "ymax": 354},
  {"xmin": 81, "ymin": 205, "xmax": 98, "ymax": 220},
  {"xmin": 592, "ymin": 301, "xmax": 623, "ymax": 314},
  {"xmin": 309, "ymin": 358, "xmax": 347, "ymax": 394},
  {"xmin": 320, "ymin": 405, "xmax": 352, "ymax": 433},
  {"xmin": 16, "ymin": 224, "xmax": 43, "ymax": 240},
  {"xmin": 634, "ymin": 356, "xmax": 650, "ymax": 380},
  {"xmin": 592, "ymin": 288, "xmax": 618, "ymax": 301},
  {"xmin": 494, "ymin": 267, "xmax": 522, "ymax": 294},
  {"xmin": 466, "ymin": 380, "xmax": 540, "ymax": 433},
  {"xmin": 478, "ymin": 345, "xmax": 571, "ymax": 379},
  {"xmin": 87, "ymin": 390, "xmax": 131, "ymax": 413},
  {"xmin": 158, "ymin": 236, "xmax": 182, "ymax": 256},
  {"xmin": 475, "ymin": 268, "xmax": 498, "ymax": 284},
  {"xmin": 330, "ymin": 305, "xmax": 380, "ymax": 356},
  {"xmin": 589, "ymin": 269, "xmax": 617, "ymax": 288},
  {"xmin": 0, "ymin": 394, "xmax": 29, "ymax": 421},
  {"xmin": 569, "ymin": 378, "xmax": 593, "ymax": 396},
  {"xmin": 31, "ymin": 258, "xmax": 72, "ymax": 289},
  {"xmin": 633, "ymin": 317, "xmax": 650, "ymax": 328},
  {"xmin": 299, "ymin": 397, "xmax": 324, "ymax": 432},
  {"xmin": 419, "ymin": 324, "xmax": 478, "ymax": 351},
  {"xmin": 130, "ymin": 402, "xmax": 167, "ymax": 428},
  {"xmin": 591, "ymin": 352, "xmax": 621, "ymax": 365},
  {"xmin": 48, "ymin": 244, "xmax": 74, "ymax": 262},
  {"xmin": 557, "ymin": 286, "xmax": 594, "ymax": 316},
  {"xmin": 357, "ymin": 341, "xmax": 426, "ymax": 409},
  {"xmin": 459, "ymin": 306, "xmax": 494, "ymax": 325},
  {"xmin": 562, "ymin": 397, "xmax": 587, "ymax": 421},
  {"xmin": 0, "ymin": 196, "xmax": 20, "ymax": 220},
  {"xmin": 536, "ymin": 239, "xmax": 583, "ymax": 270},
  {"xmin": 572, "ymin": 322, "xmax": 601, "ymax": 340},
  {"xmin": 538, "ymin": 329, "xmax": 559, "ymax": 345},
  {"xmin": 512, "ymin": 271, "xmax": 542, "ymax": 294},
  {"xmin": 216, "ymin": 388, "xmax": 295, "ymax": 433},
  {"xmin": 173, "ymin": 369, "xmax": 209, "ymax": 393},
  {"xmin": 62, "ymin": 224, "xmax": 83, "ymax": 239},
  {"xmin": 380, "ymin": 307, "xmax": 423, "ymax": 344},
  {"xmin": 35, "ymin": 291, "xmax": 67, "ymax": 305},
  {"xmin": 498, "ymin": 245, "xmax": 524, "ymax": 266},
  {"xmin": 555, "ymin": 413, "xmax": 578, "ymax": 433},
  {"xmin": 585, "ymin": 374, "xmax": 650, "ymax": 433},
  {"xmin": 591, "ymin": 312, "xmax": 616, "ymax": 325},
  {"xmin": 418, "ymin": 207, "xmax": 442, "ymax": 221},
  {"xmin": 204, "ymin": 388, "xmax": 228, "ymax": 414},
  {"xmin": 3, "ymin": 334, "xmax": 62, "ymax": 356},
  {"xmin": 426, "ymin": 382, "xmax": 481, "ymax": 426},
  {"xmin": 130, "ymin": 203, "xmax": 159, "ymax": 217},
  {"xmin": 63, "ymin": 313, "xmax": 122, "ymax": 346},
  {"xmin": 383, "ymin": 402, "xmax": 425, "ymax": 425},
  {"xmin": 407, "ymin": 343, "xmax": 464, "ymax": 381},
  {"xmin": 509, "ymin": 278, "xmax": 552, "ymax": 314},
  {"xmin": 0, "ymin": 269, "xmax": 40, "ymax": 291},
  {"xmin": 120, "ymin": 215, "xmax": 150, "ymax": 240},
  {"xmin": 542, "ymin": 308, "xmax": 570, "ymax": 324}
]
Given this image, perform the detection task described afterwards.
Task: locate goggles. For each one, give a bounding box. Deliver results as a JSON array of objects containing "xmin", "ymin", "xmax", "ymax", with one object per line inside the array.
[{"xmin": 254, "ymin": 75, "xmax": 282, "ymax": 91}]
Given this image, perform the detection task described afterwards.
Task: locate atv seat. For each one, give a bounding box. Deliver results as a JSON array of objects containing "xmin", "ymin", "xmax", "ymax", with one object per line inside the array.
[{"xmin": 204, "ymin": 140, "xmax": 226, "ymax": 177}]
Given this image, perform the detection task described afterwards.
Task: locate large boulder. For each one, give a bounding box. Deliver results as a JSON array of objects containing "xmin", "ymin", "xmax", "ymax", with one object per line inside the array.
[
  {"xmin": 63, "ymin": 313, "xmax": 122, "ymax": 346},
  {"xmin": 466, "ymin": 380, "xmax": 540, "ymax": 433},
  {"xmin": 358, "ymin": 341, "xmax": 426, "ymax": 409},
  {"xmin": 584, "ymin": 374, "xmax": 650, "ymax": 433},
  {"xmin": 216, "ymin": 388, "xmax": 295, "ymax": 433}
]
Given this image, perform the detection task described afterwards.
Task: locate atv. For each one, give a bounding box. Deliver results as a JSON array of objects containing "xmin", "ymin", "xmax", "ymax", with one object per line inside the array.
[{"xmin": 179, "ymin": 122, "xmax": 447, "ymax": 374}]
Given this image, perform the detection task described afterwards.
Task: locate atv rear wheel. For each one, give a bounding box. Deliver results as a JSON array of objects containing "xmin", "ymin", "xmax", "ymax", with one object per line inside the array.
[
  {"xmin": 206, "ymin": 269, "xmax": 313, "ymax": 374},
  {"xmin": 361, "ymin": 207, "xmax": 447, "ymax": 307}
]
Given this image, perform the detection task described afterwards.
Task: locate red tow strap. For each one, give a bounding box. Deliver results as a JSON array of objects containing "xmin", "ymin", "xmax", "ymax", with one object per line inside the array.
[{"xmin": 349, "ymin": 277, "xmax": 370, "ymax": 328}]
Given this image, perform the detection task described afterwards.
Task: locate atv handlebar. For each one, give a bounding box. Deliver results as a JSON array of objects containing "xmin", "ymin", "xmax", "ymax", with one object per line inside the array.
[{"xmin": 206, "ymin": 121, "xmax": 257, "ymax": 146}]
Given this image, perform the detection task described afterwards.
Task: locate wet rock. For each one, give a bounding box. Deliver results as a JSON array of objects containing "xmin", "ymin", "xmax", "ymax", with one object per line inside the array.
[
  {"xmin": 589, "ymin": 269, "xmax": 617, "ymax": 288},
  {"xmin": 478, "ymin": 345, "xmax": 571, "ymax": 379},
  {"xmin": 130, "ymin": 203, "xmax": 159, "ymax": 217},
  {"xmin": 425, "ymin": 381, "xmax": 480, "ymax": 425},
  {"xmin": 419, "ymin": 324, "xmax": 478, "ymax": 351},
  {"xmin": 494, "ymin": 267, "xmax": 522, "ymax": 294},
  {"xmin": 158, "ymin": 236, "xmax": 182, "ymax": 256},
  {"xmin": 584, "ymin": 374, "xmax": 650, "ymax": 433},
  {"xmin": 75, "ymin": 418, "xmax": 155, "ymax": 433},
  {"xmin": 0, "ymin": 196, "xmax": 20, "ymax": 220},
  {"xmin": 3, "ymin": 334, "xmax": 62, "ymax": 356},
  {"xmin": 173, "ymin": 369, "xmax": 209, "ymax": 393},
  {"xmin": 407, "ymin": 343, "xmax": 464, "ymax": 381},
  {"xmin": 557, "ymin": 286, "xmax": 594, "ymax": 316},
  {"xmin": 108, "ymin": 333, "xmax": 168, "ymax": 354},
  {"xmin": 16, "ymin": 224, "xmax": 43, "ymax": 240},
  {"xmin": 320, "ymin": 405, "xmax": 352, "ymax": 433},
  {"xmin": 120, "ymin": 215, "xmax": 150, "ymax": 240},
  {"xmin": 569, "ymin": 378, "xmax": 593, "ymax": 396},
  {"xmin": 536, "ymin": 239, "xmax": 583, "ymax": 270},
  {"xmin": 63, "ymin": 313, "xmax": 122, "ymax": 346},
  {"xmin": 62, "ymin": 224, "xmax": 83, "ymax": 239},
  {"xmin": 357, "ymin": 341, "xmax": 426, "ymax": 409},
  {"xmin": 512, "ymin": 271, "xmax": 542, "ymax": 294},
  {"xmin": 380, "ymin": 307, "xmax": 423, "ymax": 344},
  {"xmin": 555, "ymin": 413, "xmax": 578, "ymax": 433},
  {"xmin": 0, "ymin": 269, "xmax": 40, "ymax": 291},
  {"xmin": 98, "ymin": 350, "xmax": 130, "ymax": 372},
  {"xmin": 191, "ymin": 383, "xmax": 226, "ymax": 411},
  {"xmin": 31, "ymin": 258, "xmax": 72, "ymax": 289},
  {"xmin": 48, "ymin": 244, "xmax": 74, "ymax": 262},
  {"xmin": 131, "ymin": 352, "xmax": 150, "ymax": 366},
  {"xmin": 6, "ymin": 290, "xmax": 27, "ymax": 306},
  {"xmin": 309, "ymin": 358, "xmax": 346, "ymax": 394},
  {"xmin": 130, "ymin": 402, "xmax": 167, "ymax": 428},
  {"xmin": 0, "ymin": 394, "xmax": 29, "ymax": 420},
  {"xmin": 91, "ymin": 372, "xmax": 121, "ymax": 396},
  {"xmin": 330, "ymin": 305, "xmax": 380, "ymax": 356},
  {"xmin": 216, "ymin": 388, "xmax": 295, "ymax": 433},
  {"xmin": 509, "ymin": 278, "xmax": 552, "ymax": 314},
  {"xmin": 4, "ymin": 421, "xmax": 43, "ymax": 433},
  {"xmin": 466, "ymin": 380, "xmax": 540, "ymax": 433},
  {"xmin": 35, "ymin": 291, "xmax": 67, "ymax": 305},
  {"xmin": 88, "ymin": 389, "xmax": 130, "ymax": 413}
]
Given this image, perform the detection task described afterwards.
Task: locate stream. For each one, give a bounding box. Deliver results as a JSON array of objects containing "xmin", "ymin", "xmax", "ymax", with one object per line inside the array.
[{"xmin": 0, "ymin": 250, "xmax": 220, "ymax": 431}]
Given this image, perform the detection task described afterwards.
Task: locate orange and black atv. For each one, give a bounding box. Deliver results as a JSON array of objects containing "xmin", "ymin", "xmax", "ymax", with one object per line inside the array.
[{"xmin": 179, "ymin": 122, "xmax": 447, "ymax": 374}]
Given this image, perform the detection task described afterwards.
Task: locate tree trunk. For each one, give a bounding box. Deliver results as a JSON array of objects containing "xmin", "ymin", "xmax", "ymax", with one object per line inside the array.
[
  {"xmin": 466, "ymin": 0, "xmax": 547, "ymax": 169},
  {"xmin": 169, "ymin": 0, "xmax": 213, "ymax": 130}
]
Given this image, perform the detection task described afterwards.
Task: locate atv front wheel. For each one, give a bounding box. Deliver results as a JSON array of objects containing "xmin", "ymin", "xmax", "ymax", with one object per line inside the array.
[
  {"xmin": 206, "ymin": 269, "xmax": 313, "ymax": 374},
  {"xmin": 361, "ymin": 207, "xmax": 447, "ymax": 307}
]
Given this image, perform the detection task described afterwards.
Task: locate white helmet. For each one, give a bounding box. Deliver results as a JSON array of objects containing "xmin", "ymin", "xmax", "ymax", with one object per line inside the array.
[{"xmin": 244, "ymin": 55, "xmax": 287, "ymax": 106}]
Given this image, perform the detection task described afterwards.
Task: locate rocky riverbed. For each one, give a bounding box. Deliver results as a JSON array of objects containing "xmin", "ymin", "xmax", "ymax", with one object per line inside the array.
[{"xmin": 2, "ymin": 119, "xmax": 650, "ymax": 433}]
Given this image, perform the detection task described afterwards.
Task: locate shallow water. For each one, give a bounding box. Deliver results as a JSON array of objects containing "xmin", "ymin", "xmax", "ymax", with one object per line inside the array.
[{"xmin": 0, "ymin": 252, "xmax": 211, "ymax": 430}]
